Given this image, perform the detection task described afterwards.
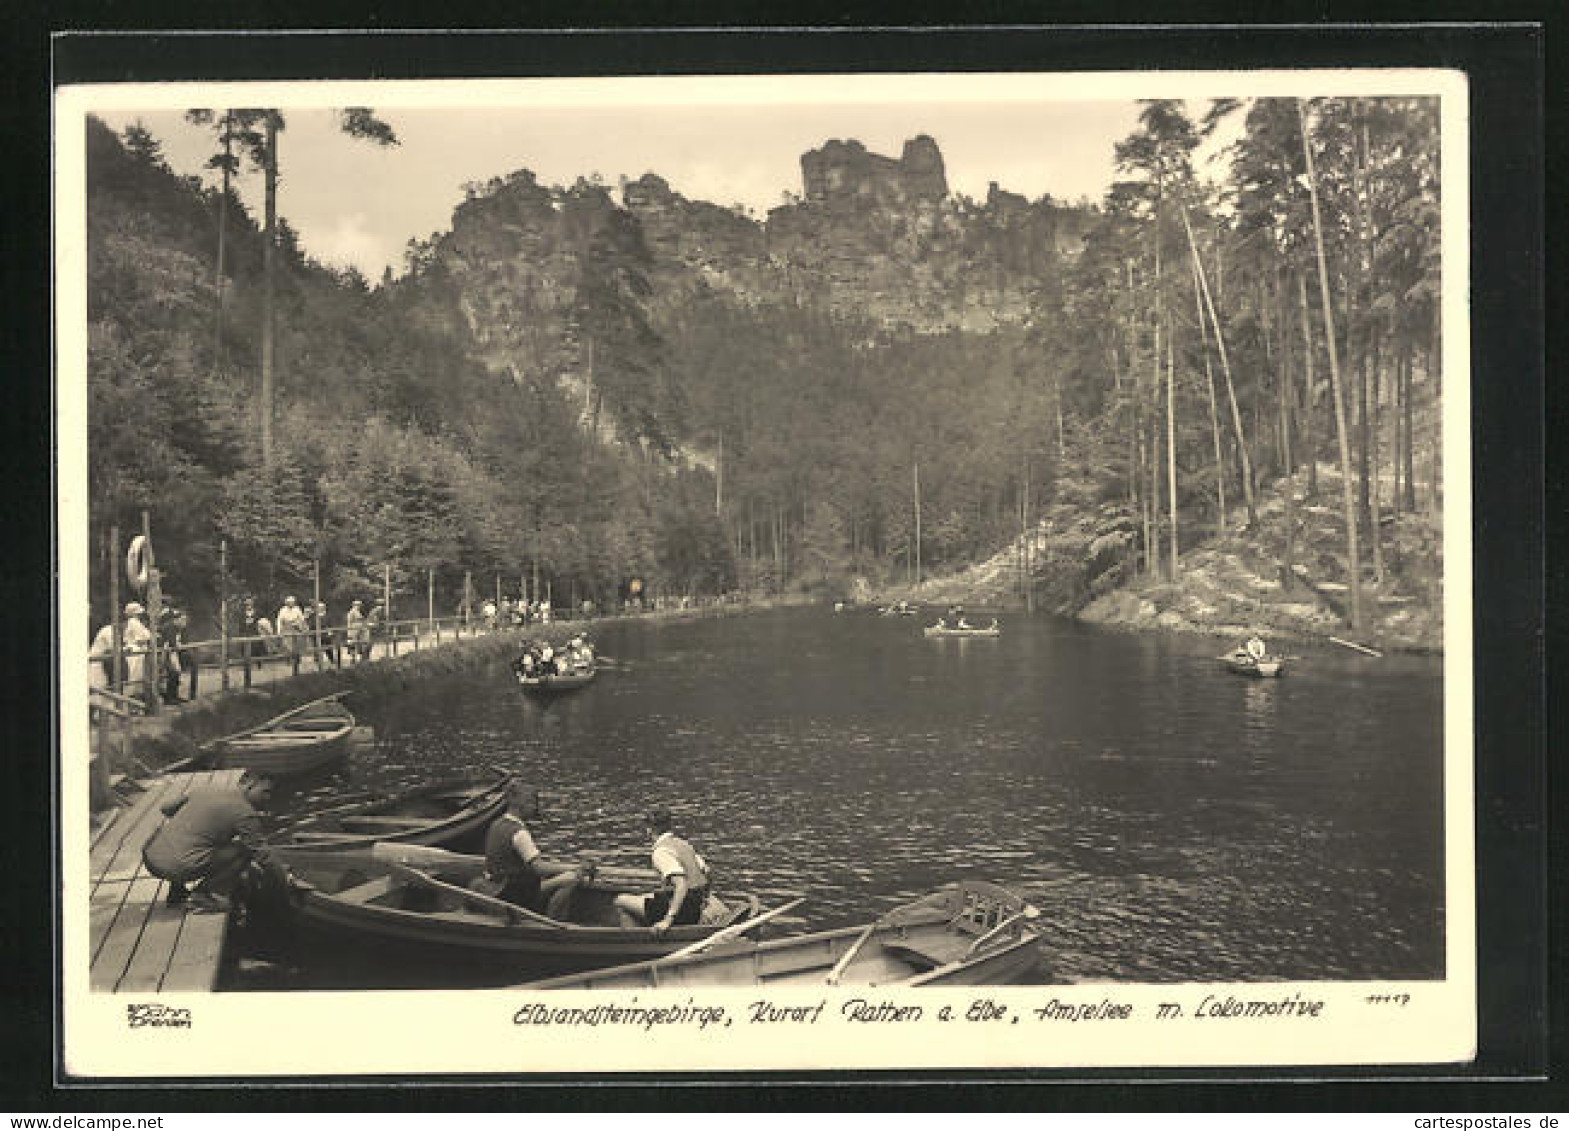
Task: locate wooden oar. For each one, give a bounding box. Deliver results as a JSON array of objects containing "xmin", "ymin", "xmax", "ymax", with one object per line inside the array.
[
  {"xmin": 1328, "ymin": 636, "xmax": 1383, "ymax": 658},
  {"xmin": 373, "ymin": 842, "xmax": 657, "ymax": 888},
  {"xmin": 269, "ymin": 791, "xmax": 379, "ymax": 834},
  {"xmin": 385, "ymin": 862, "xmax": 583, "ymax": 930},
  {"xmin": 202, "ymin": 692, "xmax": 352, "ymax": 750},
  {"xmin": 824, "ymin": 921, "xmax": 878, "ymax": 986},
  {"xmin": 654, "ymin": 896, "xmax": 805, "ymax": 964}
]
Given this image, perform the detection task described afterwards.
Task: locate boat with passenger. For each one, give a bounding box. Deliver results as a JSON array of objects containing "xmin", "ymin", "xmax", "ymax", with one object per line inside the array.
[{"xmin": 274, "ymin": 842, "xmax": 773, "ymax": 978}]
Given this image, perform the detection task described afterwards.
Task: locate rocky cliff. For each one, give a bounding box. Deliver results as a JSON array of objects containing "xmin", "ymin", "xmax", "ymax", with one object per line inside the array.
[{"xmin": 406, "ymin": 137, "xmax": 1091, "ymax": 437}]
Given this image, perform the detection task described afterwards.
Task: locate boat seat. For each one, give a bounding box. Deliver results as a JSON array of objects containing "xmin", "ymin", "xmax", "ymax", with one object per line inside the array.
[
  {"xmin": 881, "ymin": 937, "xmax": 964, "ymax": 972},
  {"xmin": 336, "ymin": 876, "xmax": 395, "ymax": 904},
  {"xmin": 337, "ymin": 815, "xmax": 431, "ymax": 828}
]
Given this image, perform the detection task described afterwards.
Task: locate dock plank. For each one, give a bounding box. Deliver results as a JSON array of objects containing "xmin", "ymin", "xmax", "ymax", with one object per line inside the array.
[
  {"xmin": 160, "ymin": 911, "xmax": 231, "ymax": 992},
  {"xmin": 89, "ymin": 780, "xmax": 167, "ymax": 877},
  {"xmin": 90, "ymin": 880, "xmax": 131, "ymax": 959},
  {"xmin": 91, "ymin": 875, "xmax": 161, "ymax": 991},
  {"xmin": 116, "ymin": 898, "xmax": 186, "ymax": 993}
]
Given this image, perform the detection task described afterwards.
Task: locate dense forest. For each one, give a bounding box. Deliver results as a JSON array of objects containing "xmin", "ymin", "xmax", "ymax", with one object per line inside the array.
[{"xmin": 85, "ymin": 97, "xmax": 1441, "ymax": 639}]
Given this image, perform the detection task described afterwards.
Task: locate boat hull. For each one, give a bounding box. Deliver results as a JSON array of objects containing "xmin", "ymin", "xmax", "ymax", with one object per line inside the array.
[
  {"xmin": 274, "ymin": 847, "xmax": 763, "ymax": 980},
  {"xmin": 1221, "ymin": 654, "xmax": 1285, "ymax": 678},
  {"xmin": 923, "ymin": 627, "xmax": 1000, "ymax": 638},
  {"xmin": 206, "ymin": 697, "xmax": 357, "ymax": 778},
  {"xmin": 515, "ymin": 668, "xmax": 596, "ymax": 693},
  {"xmin": 274, "ymin": 775, "xmax": 510, "ymax": 854},
  {"xmin": 525, "ymin": 880, "xmax": 1045, "ymax": 989}
]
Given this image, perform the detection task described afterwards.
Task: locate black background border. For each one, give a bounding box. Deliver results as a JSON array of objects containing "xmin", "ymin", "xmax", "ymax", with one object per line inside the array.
[{"xmin": 7, "ymin": 12, "xmax": 1554, "ymax": 1110}]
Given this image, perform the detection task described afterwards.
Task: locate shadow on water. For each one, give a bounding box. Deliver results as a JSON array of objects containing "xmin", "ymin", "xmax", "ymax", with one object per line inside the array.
[{"xmin": 245, "ymin": 607, "xmax": 1445, "ymax": 988}]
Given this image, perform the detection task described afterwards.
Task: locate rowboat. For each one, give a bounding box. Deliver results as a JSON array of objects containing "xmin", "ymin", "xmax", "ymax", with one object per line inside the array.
[
  {"xmin": 270, "ymin": 772, "xmax": 512, "ymax": 854},
  {"xmin": 273, "ymin": 842, "xmax": 771, "ymax": 979},
  {"xmin": 515, "ymin": 665, "xmax": 597, "ymax": 693},
  {"xmin": 1220, "ymin": 650, "xmax": 1285, "ymax": 678},
  {"xmin": 923, "ymin": 623, "xmax": 1001, "ymax": 638},
  {"xmin": 525, "ymin": 880, "xmax": 1044, "ymax": 989},
  {"xmin": 186, "ymin": 693, "xmax": 356, "ymax": 778}
]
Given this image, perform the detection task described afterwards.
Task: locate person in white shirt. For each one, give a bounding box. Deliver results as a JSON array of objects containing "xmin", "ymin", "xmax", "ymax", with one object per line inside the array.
[
  {"xmin": 614, "ymin": 809, "xmax": 711, "ymax": 934},
  {"xmin": 125, "ymin": 602, "xmax": 154, "ymax": 699},
  {"xmin": 275, "ymin": 596, "xmax": 308, "ymax": 675}
]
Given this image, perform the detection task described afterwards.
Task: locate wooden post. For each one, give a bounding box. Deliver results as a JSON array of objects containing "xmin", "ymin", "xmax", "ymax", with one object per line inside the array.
[
  {"xmin": 219, "ymin": 539, "xmax": 230, "ymax": 690},
  {"xmin": 108, "ymin": 525, "xmax": 122, "ymax": 697},
  {"xmin": 464, "ymin": 570, "xmax": 472, "ymax": 635},
  {"xmin": 141, "ymin": 511, "xmax": 161, "ymax": 716},
  {"xmin": 913, "ymin": 462, "xmax": 922, "ymax": 588},
  {"xmin": 312, "ymin": 559, "xmax": 324, "ymax": 670},
  {"xmin": 384, "ymin": 563, "xmax": 392, "ymax": 658},
  {"xmin": 428, "ymin": 568, "xmax": 435, "ymax": 642}
]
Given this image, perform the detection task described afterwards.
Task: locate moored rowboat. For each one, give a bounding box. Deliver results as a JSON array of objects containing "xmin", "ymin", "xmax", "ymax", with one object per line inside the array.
[
  {"xmin": 183, "ymin": 693, "xmax": 356, "ymax": 778},
  {"xmin": 524, "ymin": 880, "xmax": 1044, "ymax": 989},
  {"xmin": 270, "ymin": 771, "xmax": 513, "ymax": 854},
  {"xmin": 274, "ymin": 843, "xmax": 770, "ymax": 979}
]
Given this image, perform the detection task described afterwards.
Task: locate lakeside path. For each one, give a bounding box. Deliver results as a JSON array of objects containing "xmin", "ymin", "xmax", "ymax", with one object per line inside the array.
[{"xmin": 93, "ymin": 596, "xmax": 818, "ymax": 773}]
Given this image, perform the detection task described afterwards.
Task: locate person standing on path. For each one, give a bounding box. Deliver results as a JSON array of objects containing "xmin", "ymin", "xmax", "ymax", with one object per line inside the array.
[
  {"xmin": 345, "ymin": 600, "xmax": 368, "ymax": 663},
  {"xmin": 276, "ymin": 595, "xmax": 308, "ymax": 676},
  {"xmin": 119, "ymin": 602, "xmax": 153, "ymax": 705},
  {"xmin": 233, "ymin": 596, "xmax": 260, "ymax": 687}
]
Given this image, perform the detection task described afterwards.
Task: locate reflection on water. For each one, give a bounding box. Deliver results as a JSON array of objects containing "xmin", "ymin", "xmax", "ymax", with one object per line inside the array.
[{"xmin": 267, "ymin": 607, "xmax": 1445, "ymax": 986}]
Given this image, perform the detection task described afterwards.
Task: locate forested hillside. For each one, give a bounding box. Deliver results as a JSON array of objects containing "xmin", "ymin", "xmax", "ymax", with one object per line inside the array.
[{"xmin": 85, "ymin": 96, "xmax": 1443, "ymax": 644}]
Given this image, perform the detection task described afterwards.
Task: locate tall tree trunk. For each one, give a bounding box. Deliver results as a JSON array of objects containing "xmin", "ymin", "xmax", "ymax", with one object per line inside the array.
[
  {"xmin": 1191, "ymin": 256, "xmax": 1226, "ymax": 533},
  {"xmin": 1352, "ymin": 115, "xmax": 1375, "ymax": 543},
  {"xmin": 1277, "ymin": 271, "xmax": 1297, "ymax": 589},
  {"xmin": 1297, "ymin": 273, "xmax": 1320, "ymax": 498},
  {"xmin": 1299, "ymin": 99, "xmax": 1365, "ymax": 633},
  {"xmin": 1166, "ymin": 328, "xmax": 1179, "ymax": 578},
  {"xmin": 1369, "ymin": 330, "xmax": 1385, "ymax": 584},
  {"xmin": 1178, "ymin": 200, "xmax": 1256, "ymax": 524},
  {"xmin": 1151, "ymin": 189, "xmax": 1164, "ymax": 578},
  {"xmin": 1412, "ymin": 343, "xmax": 1424, "ymax": 511},
  {"xmin": 260, "ymin": 115, "xmax": 278, "ymax": 468},
  {"xmin": 213, "ymin": 119, "xmax": 232, "ymax": 368}
]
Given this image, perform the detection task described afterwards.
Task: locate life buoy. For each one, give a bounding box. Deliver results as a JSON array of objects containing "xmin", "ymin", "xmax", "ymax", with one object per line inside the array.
[{"xmin": 126, "ymin": 536, "xmax": 150, "ymax": 592}]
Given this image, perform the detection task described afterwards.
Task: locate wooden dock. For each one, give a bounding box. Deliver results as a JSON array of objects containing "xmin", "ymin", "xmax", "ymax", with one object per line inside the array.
[{"xmin": 89, "ymin": 769, "xmax": 243, "ymax": 993}]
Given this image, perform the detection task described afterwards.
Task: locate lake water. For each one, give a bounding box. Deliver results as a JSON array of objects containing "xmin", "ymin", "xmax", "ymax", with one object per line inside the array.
[{"xmin": 265, "ymin": 606, "xmax": 1446, "ymax": 986}]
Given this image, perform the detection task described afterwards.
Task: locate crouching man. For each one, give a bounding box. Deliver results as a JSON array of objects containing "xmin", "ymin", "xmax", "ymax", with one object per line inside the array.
[{"xmin": 141, "ymin": 769, "xmax": 279, "ymax": 913}]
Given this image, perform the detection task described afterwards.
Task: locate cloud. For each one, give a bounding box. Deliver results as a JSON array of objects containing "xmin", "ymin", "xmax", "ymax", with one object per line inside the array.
[{"xmin": 299, "ymin": 212, "xmax": 396, "ymax": 280}]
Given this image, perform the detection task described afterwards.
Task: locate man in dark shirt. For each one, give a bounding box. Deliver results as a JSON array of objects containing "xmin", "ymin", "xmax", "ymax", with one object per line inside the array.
[
  {"xmin": 476, "ymin": 784, "xmax": 584, "ymax": 918},
  {"xmin": 141, "ymin": 769, "xmax": 276, "ymax": 912}
]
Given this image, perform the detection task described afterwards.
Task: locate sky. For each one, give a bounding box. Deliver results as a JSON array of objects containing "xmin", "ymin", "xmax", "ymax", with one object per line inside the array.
[{"xmin": 93, "ymin": 81, "xmax": 1241, "ymax": 281}]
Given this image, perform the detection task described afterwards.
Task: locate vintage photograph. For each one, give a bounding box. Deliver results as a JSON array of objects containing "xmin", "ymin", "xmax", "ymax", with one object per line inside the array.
[{"xmin": 57, "ymin": 69, "xmax": 1472, "ymax": 1076}]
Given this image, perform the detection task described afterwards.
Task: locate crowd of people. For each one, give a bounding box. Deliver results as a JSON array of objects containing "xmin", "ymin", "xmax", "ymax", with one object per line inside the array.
[
  {"xmin": 511, "ymin": 634, "xmax": 596, "ymax": 681},
  {"xmin": 89, "ymin": 599, "xmax": 197, "ymax": 705}
]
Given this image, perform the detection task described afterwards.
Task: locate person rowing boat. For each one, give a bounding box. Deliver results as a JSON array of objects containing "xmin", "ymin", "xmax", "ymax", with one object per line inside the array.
[{"xmin": 470, "ymin": 783, "xmax": 585, "ymax": 917}]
